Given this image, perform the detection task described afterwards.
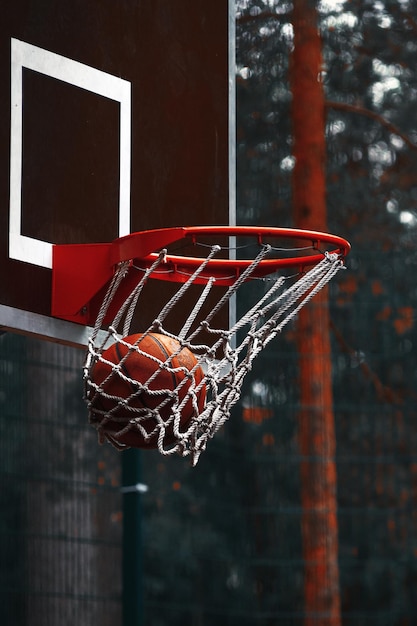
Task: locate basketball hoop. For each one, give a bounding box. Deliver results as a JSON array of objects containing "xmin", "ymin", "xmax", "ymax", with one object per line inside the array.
[{"xmin": 53, "ymin": 226, "xmax": 350, "ymax": 465}]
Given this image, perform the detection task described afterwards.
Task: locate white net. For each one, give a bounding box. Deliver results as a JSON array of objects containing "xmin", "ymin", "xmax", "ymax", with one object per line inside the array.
[{"xmin": 84, "ymin": 243, "xmax": 345, "ymax": 465}]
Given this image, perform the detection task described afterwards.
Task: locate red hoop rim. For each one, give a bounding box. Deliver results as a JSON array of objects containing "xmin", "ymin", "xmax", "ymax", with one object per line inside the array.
[
  {"xmin": 51, "ymin": 226, "xmax": 351, "ymax": 324},
  {"xmin": 111, "ymin": 226, "xmax": 350, "ymax": 283}
]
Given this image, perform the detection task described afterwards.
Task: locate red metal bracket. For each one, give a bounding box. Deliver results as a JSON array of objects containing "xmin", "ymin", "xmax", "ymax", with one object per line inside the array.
[{"xmin": 51, "ymin": 228, "xmax": 187, "ymax": 324}]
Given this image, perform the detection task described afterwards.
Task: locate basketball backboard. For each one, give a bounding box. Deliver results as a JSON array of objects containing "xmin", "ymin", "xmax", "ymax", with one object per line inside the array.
[{"xmin": 0, "ymin": 0, "xmax": 235, "ymax": 347}]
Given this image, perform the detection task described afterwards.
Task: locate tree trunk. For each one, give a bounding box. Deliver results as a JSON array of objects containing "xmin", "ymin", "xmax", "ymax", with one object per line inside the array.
[{"xmin": 289, "ymin": 2, "xmax": 341, "ymax": 624}]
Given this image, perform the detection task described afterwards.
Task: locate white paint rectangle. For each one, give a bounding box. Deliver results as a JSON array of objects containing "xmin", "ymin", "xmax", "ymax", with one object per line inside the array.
[{"xmin": 9, "ymin": 38, "xmax": 131, "ymax": 268}]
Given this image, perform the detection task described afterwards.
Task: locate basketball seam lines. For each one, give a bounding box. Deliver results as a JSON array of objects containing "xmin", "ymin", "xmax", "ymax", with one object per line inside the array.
[
  {"xmin": 115, "ymin": 335, "xmax": 178, "ymax": 401},
  {"xmin": 145, "ymin": 334, "xmax": 179, "ymax": 391}
]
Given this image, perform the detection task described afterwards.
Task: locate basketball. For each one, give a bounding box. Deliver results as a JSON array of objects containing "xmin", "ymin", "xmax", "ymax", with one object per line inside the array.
[{"xmin": 88, "ymin": 333, "xmax": 206, "ymax": 449}]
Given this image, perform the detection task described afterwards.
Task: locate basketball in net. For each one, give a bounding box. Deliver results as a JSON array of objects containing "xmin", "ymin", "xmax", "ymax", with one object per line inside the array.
[
  {"xmin": 88, "ymin": 333, "xmax": 206, "ymax": 449},
  {"xmin": 77, "ymin": 226, "xmax": 350, "ymax": 463}
]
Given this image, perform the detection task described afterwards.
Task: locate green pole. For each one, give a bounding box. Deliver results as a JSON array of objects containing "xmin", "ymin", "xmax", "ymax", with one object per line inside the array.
[{"xmin": 122, "ymin": 449, "xmax": 146, "ymax": 625}]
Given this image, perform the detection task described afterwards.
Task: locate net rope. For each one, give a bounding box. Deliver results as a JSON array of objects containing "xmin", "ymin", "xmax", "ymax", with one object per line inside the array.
[{"xmin": 84, "ymin": 244, "xmax": 345, "ymax": 465}]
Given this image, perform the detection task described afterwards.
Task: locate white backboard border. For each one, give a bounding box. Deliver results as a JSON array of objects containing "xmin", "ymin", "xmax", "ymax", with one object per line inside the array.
[{"xmin": 9, "ymin": 38, "xmax": 131, "ymax": 269}]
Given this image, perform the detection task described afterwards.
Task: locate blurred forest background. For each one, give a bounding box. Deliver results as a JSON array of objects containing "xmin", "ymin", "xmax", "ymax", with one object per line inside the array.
[{"xmin": 3, "ymin": 1, "xmax": 417, "ymax": 624}]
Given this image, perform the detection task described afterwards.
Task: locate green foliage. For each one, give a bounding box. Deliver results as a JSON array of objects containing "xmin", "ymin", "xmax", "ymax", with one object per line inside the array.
[{"xmin": 232, "ymin": 0, "xmax": 417, "ymax": 623}]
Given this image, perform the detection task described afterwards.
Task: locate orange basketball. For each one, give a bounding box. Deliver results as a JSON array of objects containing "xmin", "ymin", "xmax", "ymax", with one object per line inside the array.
[{"xmin": 88, "ymin": 333, "xmax": 206, "ymax": 449}]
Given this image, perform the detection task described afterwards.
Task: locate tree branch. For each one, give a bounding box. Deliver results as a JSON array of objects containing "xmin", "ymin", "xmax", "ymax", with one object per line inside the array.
[
  {"xmin": 330, "ymin": 319, "xmax": 402, "ymax": 404},
  {"xmin": 326, "ymin": 100, "xmax": 417, "ymax": 151},
  {"xmin": 236, "ymin": 11, "xmax": 282, "ymax": 26}
]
